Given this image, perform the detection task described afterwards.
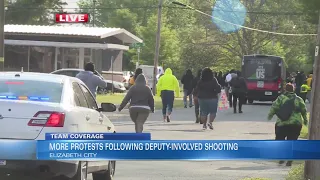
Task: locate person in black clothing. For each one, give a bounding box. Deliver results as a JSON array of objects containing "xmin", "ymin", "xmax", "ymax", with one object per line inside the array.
[
  {"xmin": 230, "ymin": 71, "xmax": 247, "ymax": 113},
  {"xmin": 181, "ymin": 69, "xmax": 194, "ymax": 108},
  {"xmin": 217, "ymin": 71, "xmax": 224, "ymax": 88},
  {"xmin": 192, "ymin": 69, "xmax": 202, "ymax": 123},
  {"xmin": 194, "ymin": 68, "xmax": 221, "ymax": 130}
]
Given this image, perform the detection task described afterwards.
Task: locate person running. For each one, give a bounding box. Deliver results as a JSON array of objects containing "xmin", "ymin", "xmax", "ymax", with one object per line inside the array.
[
  {"xmin": 194, "ymin": 68, "xmax": 221, "ymax": 130},
  {"xmin": 181, "ymin": 69, "xmax": 194, "ymax": 108},
  {"xmin": 156, "ymin": 68, "xmax": 180, "ymax": 122},
  {"xmin": 192, "ymin": 69, "xmax": 202, "ymax": 123},
  {"xmin": 267, "ymin": 83, "xmax": 308, "ymax": 167},
  {"xmin": 76, "ymin": 62, "xmax": 107, "ymax": 98},
  {"xmin": 229, "ymin": 71, "xmax": 247, "ymax": 113},
  {"xmin": 129, "ymin": 68, "xmax": 143, "ymax": 87},
  {"xmin": 118, "ymin": 74, "xmax": 154, "ymax": 133}
]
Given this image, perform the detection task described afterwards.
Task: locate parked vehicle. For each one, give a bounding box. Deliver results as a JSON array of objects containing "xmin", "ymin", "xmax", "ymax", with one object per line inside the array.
[
  {"xmin": 242, "ymin": 55, "xmax": 286, "ymax": 103},
  {"xmin": 122, "ymin": 71, "xmax": 134, "ymax": 89},
  {"xmin": 51, "ymin": 69, "xmax": 126, "ymax": 93},
  {"xmin": 0, "ymin": 72, "xmax": 117, "ymax": 180}
]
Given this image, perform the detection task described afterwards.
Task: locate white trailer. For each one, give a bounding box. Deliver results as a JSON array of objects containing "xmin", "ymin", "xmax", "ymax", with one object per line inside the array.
[{"xmin": 138, "ymin": 65, "xmax": 164, "ymax": 89}]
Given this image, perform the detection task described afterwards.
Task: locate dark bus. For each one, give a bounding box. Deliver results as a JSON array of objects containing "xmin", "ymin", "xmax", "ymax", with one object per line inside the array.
[{"xmin": 242, "ymin": 55, "xmax": 286, "ymax": 103}]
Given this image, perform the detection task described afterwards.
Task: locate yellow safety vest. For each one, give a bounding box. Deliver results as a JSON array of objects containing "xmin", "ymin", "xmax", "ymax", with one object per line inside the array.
[{"xmin": 301, "ymin": 84, "xmax": 309, "ymax": 93}]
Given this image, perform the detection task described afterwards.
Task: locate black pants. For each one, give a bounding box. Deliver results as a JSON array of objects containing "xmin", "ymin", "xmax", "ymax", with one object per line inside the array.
[
  {"xmin": 275, "ymin": 124, "xmax": 302, "ymax": 164},
  {"xmin": 300, "ymin": 93, "xmax": 307, "ymax": 102},
  {"xmin": 161, "ymin": 90, "xmax": 174, "ymax": 116},
  {"xmin": 232, "ymin": 92, "xmax": 245, "ymax": 112},
  {"xmin": 275, "ymin": 124, "xmax": 302, "ymax": 140},
  {"xmin": 194, "ymin": 97, "xmax": 200, "ymax": 118}
]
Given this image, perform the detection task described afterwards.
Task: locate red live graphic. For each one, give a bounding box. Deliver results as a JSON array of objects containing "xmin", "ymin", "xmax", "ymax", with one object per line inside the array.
[{"xmin": 55, "ymin": 13, "xmax": 89, "ymax": 23}]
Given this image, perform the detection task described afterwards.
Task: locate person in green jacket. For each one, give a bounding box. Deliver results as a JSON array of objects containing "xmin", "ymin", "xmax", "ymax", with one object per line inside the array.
[
  {"xmin": 267, "ymin": 83, "xmax": 308, "ymax": 167},
  {"xmin": 156, "ymin": 68, "xmax": 180, "ymax": 122}
]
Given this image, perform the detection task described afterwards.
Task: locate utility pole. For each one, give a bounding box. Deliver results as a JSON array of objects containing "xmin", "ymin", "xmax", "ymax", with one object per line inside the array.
[
  {"xmin": 305, "ymin": 12, "xmax": 320, "ymax": 180},
  {"xmin": 152, "ymin": 0, "xmax": 163, "ymax": 94},
  {"xmin": 0, "ymin": 0, "xmax": 4, "ymax": 71},
  {"xmin": 92, "ymin": 0, "xmax": 96, "ymax": 27}
]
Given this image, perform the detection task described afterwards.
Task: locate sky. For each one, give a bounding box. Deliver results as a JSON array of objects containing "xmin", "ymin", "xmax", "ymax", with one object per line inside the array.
[{"xmin": 64, "ymin": 0, "xmax": 79, "ymax": 12}]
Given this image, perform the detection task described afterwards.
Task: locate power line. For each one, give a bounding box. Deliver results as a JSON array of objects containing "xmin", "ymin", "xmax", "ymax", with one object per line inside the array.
[
  {"xmin": 172, "ymin": 1, "xmax": 317, "ymax": 36},
  {"xmin": 3, "ymin": 5, "xmax": 313, "ymax": 16}
]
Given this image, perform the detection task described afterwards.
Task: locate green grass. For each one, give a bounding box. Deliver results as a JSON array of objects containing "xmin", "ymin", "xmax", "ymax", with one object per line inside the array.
[
  {"xmin": 299, "ymin": 113, "xmax": 310, "ymax": 139},
  {"xmin": 285, "ymin": 164, "xmax": 304, "ymax": 180},
  {"xmin": 96, "ymin": 93, "xmax": 184, "ymax": 109}
]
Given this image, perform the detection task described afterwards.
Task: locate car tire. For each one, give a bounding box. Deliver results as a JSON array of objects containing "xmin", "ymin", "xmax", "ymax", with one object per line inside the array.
[
  {"xmin": 248, "ymin": 99, "xmax": 254, "ymax": 104},
  {"xmin": 92, "ymin": 161, "xmax": 116, "ymax": 180},
  {"xmin": 56, "ymin": 162, "xmax": 88, "ymax": 180}
]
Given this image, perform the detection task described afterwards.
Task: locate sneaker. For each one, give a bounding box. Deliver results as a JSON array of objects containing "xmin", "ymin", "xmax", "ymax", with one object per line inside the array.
[
  {"xmin": 189, "ymin": 105, "xmax": 193, "ymax": 108},
  {"xmin": 208, "ymin": 123, "xmax": 214, "ymax": 130},
  {"xmin": 286, "ymin": 161, "xmax": 292, "ymax": 167},
  {"xmin": 239, "ymin": 111, "xmax": 243, "ymax": 113},
  {"xmin": 184, "ymin": 105, "xmax": 187, "ymax": 108},
  {"xmin": 202, "ymin": 124, "xmax": 207, "ymax": 130},
  {"xmin": 278, "ymin": 161, "xmax": 285, "ymax": 165},
  {"xmin": 166, "ymin": 115, "xmax": 170, "ymax": 122}
]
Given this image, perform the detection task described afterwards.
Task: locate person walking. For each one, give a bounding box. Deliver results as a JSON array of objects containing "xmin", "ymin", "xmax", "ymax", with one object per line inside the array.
[
  {"xmin": 192, "ymin": 69, "xmax": 202, "ymax": 123},
  {"xmin": 194, "ymin": 68, "xmax": 221, "ymax": 130},
  {"xmin": 118, "ymin": 74, "xmax": 154, "ymax": 133},
  {"xmin": 300, "ymin": 80, "xmax": 309, "ymax": 102},
  {"xmin": 267, "ymin": 83, "xmax": 308, "ymax": 167},
  {"xmin": 129, "ymin": 68, "xmax": 143, "ymax": 87},
  {"xmin": 306, "ymin": 73, "xmax": 313, "ymax": 103},
  {"xmin": 156, "ymin": 68, "xmax": 180, "ymax": 122},
  {"xmin": 225, "ymin": 70, "xmax": 238, "ymax": 107},
  {"xmin": 217, "ymin": 71, "xmax": 224, "ymax": 89},
  {"xmin": 181, "ymin": 69, "xmax": 194, "ymax": 108},
  {"xmin": 229, "ymin": 71, "xmax": 247, "ymax": 113},
  {"xmin": 76, "ymin": 62, "xmax": 107, "ymax": 98}
]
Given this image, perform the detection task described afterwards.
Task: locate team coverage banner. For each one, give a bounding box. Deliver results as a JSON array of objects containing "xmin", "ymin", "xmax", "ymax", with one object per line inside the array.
[{"xmin": 36, "ymin": 138, "xmax": 320, "ymax": 160}]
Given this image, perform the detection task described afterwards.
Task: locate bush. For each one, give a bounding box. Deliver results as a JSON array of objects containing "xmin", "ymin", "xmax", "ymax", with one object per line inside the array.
[{"xmin": 286, "ymin": 164, "xmax": 304, "ymax": 180}]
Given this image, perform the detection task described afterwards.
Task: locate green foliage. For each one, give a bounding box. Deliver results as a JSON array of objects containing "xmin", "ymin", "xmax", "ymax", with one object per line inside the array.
[
  {"xmin": 5, "ymin": 0, "xmax": 66, "ymax": 25},
  {"xmin": 241, "ymin": 178, "xmax": 271, "ymax": 180},
  {"xmin": 286, "ymin": 164, "xmax": 305, "ymax": 180}
]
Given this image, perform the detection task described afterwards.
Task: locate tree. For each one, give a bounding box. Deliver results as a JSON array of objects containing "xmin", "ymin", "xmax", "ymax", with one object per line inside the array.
[{"xmin": 5, "ymin": 0, "xmax": 66, "ymax": 25}]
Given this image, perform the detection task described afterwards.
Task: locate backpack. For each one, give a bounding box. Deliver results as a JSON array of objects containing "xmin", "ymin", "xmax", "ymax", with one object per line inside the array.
[{"xmin": 275, "ymin": 95, "xmax": 296, "ymax": 121}]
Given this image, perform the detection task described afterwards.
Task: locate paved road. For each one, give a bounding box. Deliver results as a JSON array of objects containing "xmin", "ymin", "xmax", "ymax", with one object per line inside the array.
[{"xmin": 92, "ymin": 102, "xmax": 298, "ymax": 180}]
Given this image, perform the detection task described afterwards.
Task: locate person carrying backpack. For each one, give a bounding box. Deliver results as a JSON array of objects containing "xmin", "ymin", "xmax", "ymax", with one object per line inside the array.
[
  {"xmin": 229, "ymin": 71, "xmax": 247, "ymax": 113},
  {"xmin": 267, "ymin": 83, "xmax": 308, "ymax": 167}
]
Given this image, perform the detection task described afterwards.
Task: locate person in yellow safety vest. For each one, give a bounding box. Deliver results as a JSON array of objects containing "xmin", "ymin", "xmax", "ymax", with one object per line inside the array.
[
  {"xmin": 306, "ymin": 74, "xmax": 313, "ymax": 103},
  {"xmin": 129, "ymin": 68, "xmax": 143, "ymax": 87},
  {"xmin": 300, "ymin": 80, "xmax": 309, "ymax": 102},
  {"xmin": 156, "ymin": 68, "xmax": 180, "ymax": 122}
]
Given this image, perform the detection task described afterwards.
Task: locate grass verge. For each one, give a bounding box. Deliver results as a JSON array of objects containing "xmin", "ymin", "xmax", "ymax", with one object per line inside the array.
[
  {"xmin": 285, "ymin": 163, "xmax": 304, "ymax": 180},
  {"xmin": 97, "ymin": 93, "xmax": 184, "ymax": 109},
  {"xmin": 299, "ymin": 113, "xmax": 310, "ymax": 139}
]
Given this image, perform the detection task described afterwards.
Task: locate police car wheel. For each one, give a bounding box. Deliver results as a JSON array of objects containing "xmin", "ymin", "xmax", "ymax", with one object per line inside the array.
[{"xmin": 248, "ymin": 99, "xmax": 254, "ymax": 104}]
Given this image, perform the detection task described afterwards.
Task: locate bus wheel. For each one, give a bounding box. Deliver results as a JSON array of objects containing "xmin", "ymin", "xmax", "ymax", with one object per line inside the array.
[{"xmin": 248, "ymin": 99, "xmax": 254, "ymax": 104}]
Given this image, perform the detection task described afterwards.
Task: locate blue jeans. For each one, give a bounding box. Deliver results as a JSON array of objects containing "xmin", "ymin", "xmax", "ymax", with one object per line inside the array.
[
  {"xmin": 199, "ymin": 98, "xmax": 218, "ymax": 117},
  {"xmin": 161, "ymin": 90, "xmax": 174, "ymax": 116},
  {"xmin": 183, "ymin": 89, "xmax": 193, "ymax": 106}
]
